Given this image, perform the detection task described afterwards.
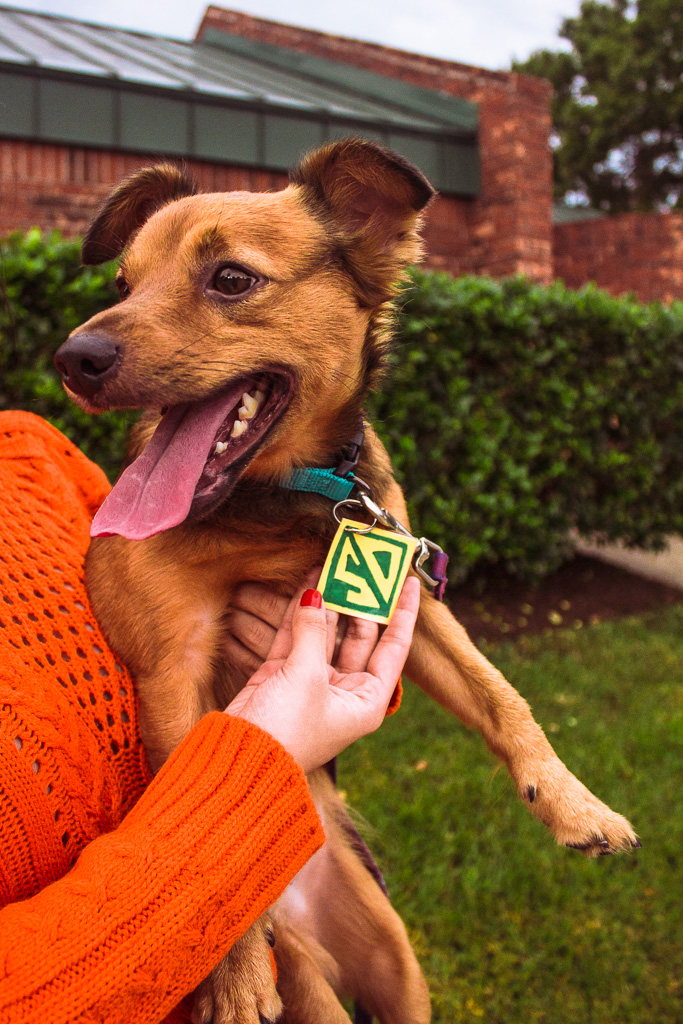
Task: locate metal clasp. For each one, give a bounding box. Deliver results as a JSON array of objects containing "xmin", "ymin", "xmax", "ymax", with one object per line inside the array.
[{"xmin": 413, "ymin": 536, "xmax": 444, "ymax": 588}]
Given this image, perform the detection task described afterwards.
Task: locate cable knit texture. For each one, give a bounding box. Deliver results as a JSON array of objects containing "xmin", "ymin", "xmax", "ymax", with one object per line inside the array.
[{"xmin": 0, "ymin": 411, "xmax": 324, "ymax": 1024}]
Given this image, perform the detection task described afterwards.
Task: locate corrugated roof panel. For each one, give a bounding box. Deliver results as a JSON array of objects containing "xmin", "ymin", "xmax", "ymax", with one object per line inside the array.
[
  {"xmin": 201, "ymin": 30, "xmax": 479, "ymax": 133},
  {"xmin": 151, "ymin": 35, "xmax": 439, "ymax": 125},
  {"xmin": 44, "ymin": 19, "xmax": 188, "ymax": 85},
  {"xmin": 0, "ymin": 27, "xmax": 32, "ymax": 63},
  {"xmin": 0, "ymin": 7, "xmax": 459, "ymax": 128},
  {"xmin": 0, "ymin": 10, "xmax": 108, "ymax": 75},
  {"xmin": 15, "ymin": 12, "xmax": 118, "ymax": 75},
  {"xmin": 133, "ymin": 39, "xmax": 287, "ymax": 105},
  {"xmin": 197, "ymin": 47, "xmax": 443, "ymax": 124},
  {"xmin": 111, "ymin": 31, "xmax": 255, "ymax": 97}
]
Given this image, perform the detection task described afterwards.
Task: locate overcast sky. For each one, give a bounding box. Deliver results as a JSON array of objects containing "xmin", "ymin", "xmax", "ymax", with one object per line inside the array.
[{"xmin": 0, "ymin": 0, "xmax": 582, "ymax": 70}]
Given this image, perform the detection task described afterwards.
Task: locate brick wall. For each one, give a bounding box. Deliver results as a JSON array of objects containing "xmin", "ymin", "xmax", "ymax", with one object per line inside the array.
[
  {"xmin": 0, "ymin": 140, "xmax": 289, "ymax": 238},
  {"xmin": 0, "ymin": 140, "xmax": 477, "ymax": 275},
  {"xmin": 553, "ymin": 213, "xmax": 683, "ymax": 304},
  {"xmin": 0, "ymin": 140, "xmax": 500, "ymax": 281},
  {"xmin": 197, "ymin": 7, "xmax": 555, "ymax": 283}
]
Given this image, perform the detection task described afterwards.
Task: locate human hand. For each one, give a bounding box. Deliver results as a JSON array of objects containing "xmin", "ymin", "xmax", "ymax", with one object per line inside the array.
[
  {"xmin": 224, "ymin": 571, "xmax": 340, "ymax": 675},
  {"xmin": 223, "ymin": 583, "xmax": 292, "ymax": 677},
  {"xmin": 225, "ymin": 577, "xmax": 420, "ymax": 774}
]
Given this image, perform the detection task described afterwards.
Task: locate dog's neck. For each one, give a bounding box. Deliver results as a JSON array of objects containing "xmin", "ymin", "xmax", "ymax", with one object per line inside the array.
[{"xmin": 204, "ymin": 409, "xmax": 392, "ymax": 535}]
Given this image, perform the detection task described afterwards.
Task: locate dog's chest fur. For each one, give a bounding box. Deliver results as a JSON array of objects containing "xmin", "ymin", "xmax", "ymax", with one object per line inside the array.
[{"xmin": 85, "ymin": 433, "xmax": 396, "ymax": 760}]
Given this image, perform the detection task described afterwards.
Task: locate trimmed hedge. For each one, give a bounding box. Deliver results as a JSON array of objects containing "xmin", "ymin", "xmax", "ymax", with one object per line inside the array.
[
  {"xmin": 371, "ymin": 269, "xmax": 683, "ymax": 579},
  {"xmin": 0, "ymin": 229, "xmax": 131, "ymax": 481},
  {"xmin": 2, "ymin": 230, "xmax": 682, "ymax": 581}
]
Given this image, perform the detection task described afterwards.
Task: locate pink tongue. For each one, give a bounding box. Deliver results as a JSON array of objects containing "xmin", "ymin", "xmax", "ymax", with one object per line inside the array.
[{"xmin": 91, "ymin": 384, "xmax": 246, "ymax": 541}]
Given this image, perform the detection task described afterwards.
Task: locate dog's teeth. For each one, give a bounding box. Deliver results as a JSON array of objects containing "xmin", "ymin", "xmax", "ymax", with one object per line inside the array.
[
  {"xmin": 214, "ymin": 441, "xmax": 228, "ymax": 455},
  {"xmin": 239, "ymin": 392, "xmax": 258, "ymax": 420},
  {"xmin": 252, "ymin": 389, "xmax": 265, "ymax": 405},
  {"xmin": 230, "ymin": 419, "xmax": 248, "ymax": 439}
]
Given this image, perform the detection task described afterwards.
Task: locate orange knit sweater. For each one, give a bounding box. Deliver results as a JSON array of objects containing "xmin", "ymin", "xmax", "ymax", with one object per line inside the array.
[{"xmin": 0, "ymin": 411, "xmax": 324, "ymax": 1024}]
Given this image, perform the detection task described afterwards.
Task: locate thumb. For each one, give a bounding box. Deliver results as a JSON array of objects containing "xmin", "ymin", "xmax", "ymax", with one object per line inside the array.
[{"xmin": 286, "ymin": 590, "xmax": 329, "ymax": 672}]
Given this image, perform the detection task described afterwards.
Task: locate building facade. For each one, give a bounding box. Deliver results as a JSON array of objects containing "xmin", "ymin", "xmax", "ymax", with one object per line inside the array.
[{"xmin": 0, "ymin": 5, "xmax": 678, "ymax": 303}]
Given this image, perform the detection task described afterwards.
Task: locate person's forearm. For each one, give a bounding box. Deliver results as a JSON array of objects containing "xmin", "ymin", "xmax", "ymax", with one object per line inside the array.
[{"xmin": 0, "ymin": 713, "xmax": 323, "ymax": 1024}]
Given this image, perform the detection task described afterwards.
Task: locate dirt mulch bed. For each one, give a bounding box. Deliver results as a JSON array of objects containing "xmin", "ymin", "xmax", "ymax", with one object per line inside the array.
[{"xmin": 447, "ymin": 554, "xmax": 683, "ymax": 644}]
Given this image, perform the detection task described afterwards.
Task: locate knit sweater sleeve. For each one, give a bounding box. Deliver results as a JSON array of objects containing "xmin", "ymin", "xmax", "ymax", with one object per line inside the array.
[
  {"xmin": 0, "ymin": 411, "xmax": 324, "ymax": 1023},
  {"xmin": 0, "ymin": 711, "xmax": 323, "ymax": 1024}
]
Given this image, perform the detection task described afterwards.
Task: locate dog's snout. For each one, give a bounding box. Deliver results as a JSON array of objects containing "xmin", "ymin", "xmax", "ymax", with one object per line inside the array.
[{"xmin": 54, "ymin": 333, "xmax": 120, "ymax": 399}]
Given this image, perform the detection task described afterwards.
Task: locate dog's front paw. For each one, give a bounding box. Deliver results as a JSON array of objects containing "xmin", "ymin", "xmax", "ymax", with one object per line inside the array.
[
  {"xmin": 514, "ymin": 757, "xmax": 640, "ymax": 857},
  {"xmin": 193, "ymin": 919, "xmax": 282, "ymax": 1024}
]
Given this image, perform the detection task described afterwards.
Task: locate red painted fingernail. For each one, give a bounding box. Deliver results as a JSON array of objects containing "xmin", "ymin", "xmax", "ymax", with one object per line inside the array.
[{"xmin": 300, "ymin": 589, "xmax": 322, "ymax": 608}]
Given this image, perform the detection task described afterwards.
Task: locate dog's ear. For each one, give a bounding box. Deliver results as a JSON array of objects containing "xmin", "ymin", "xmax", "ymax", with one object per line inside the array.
[
  {"xmin": 82, "ymin": 164, "xmax": 197, "ymax": 265},
  {"xmin": 290, "ymin": 138, "xmax": 435, "ymax": 304}
]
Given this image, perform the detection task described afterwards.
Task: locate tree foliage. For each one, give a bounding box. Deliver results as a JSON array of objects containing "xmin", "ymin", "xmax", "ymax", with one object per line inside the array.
[{"xmin": 514, "ymin": 0, "xmax": 683, "ymax": 213}]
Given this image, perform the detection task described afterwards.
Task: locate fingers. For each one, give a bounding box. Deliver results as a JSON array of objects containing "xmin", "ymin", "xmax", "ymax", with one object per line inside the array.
[
  {"xmin": 231, "ymin": 571, "xmax": 319, "ymax": 635},
  {"xmin": 286, "ymin": 591, "xmax": 330, "ymax": 672},
  {"xmin": 334, "ymin": 615, "xmax": 379, "ymax": 674},
  {"xmin": 366, "ymin": 576, "xmax": 420, "ymax": 690},
  {"xmin": 253, "ymin": 568, "xmax": 319, "ymax": 661},
  {"xmin": 331, "ymin": 615, "xmax": 348, "ymax": 666},
  {"xmin": 325, "ymin": 607, "xmax": 340, "ymax": 663},
  {"xmin": 223, "ymin": 632, "xmax": 263, "ymax": 677},
  {"xmin": 266, "ymin": 588, "xmax": 302, "ymax": 661},
  {"xmin": 224, "ymin": 608, "xmax": 277, "ymax": 666},
  {"xmin": 267, "ymin": 568, "xmax": 340, "ymax": 664},
  {"xmin": 232, "ymin": 583, "xmax": 291, "ymax": 631}
]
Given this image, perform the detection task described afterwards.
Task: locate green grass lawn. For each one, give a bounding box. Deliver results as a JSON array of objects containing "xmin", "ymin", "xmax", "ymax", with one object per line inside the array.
[{"xmin": 339, "ymin": 607, "xmax": 683, "ymax": 1023}]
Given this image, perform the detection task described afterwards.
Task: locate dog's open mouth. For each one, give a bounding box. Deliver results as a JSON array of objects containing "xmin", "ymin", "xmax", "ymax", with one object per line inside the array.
[{"xmin": 90, "ymin": 371, "xmax": 293, "ymax": 541}]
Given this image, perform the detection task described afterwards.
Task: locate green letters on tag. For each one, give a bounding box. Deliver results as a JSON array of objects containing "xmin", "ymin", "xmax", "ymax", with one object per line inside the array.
[{"xmin": 318, "ymin": 518, "xmax": 416, "ymax": 624}]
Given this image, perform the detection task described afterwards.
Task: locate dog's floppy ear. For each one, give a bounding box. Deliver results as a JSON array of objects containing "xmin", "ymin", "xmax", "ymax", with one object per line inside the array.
[
  {"xmin": 290, "ymin": 138, "xmax": 435, "ymax": 304},
  {"xmin": 82, "ymin": 164, "xmax": 198, "ymax": 265}
]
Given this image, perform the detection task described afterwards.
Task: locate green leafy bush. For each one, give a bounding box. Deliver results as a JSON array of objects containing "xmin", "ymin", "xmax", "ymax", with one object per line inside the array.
[
  {"xmin": 0, "ymin": 229, "xmax": 133, "ymax": 481},
  {"xmin": 371, "ymin": 269, "xmax": 683, "ymax": 579},
  {"xmin": 3, "ymin": 231, "xmax": 682, "ymax": 581}
]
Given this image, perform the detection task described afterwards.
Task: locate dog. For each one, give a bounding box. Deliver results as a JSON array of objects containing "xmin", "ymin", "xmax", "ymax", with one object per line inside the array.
[{"xmin": 54, "ymin": 139, "xmax": 638, "ymax": 1024}]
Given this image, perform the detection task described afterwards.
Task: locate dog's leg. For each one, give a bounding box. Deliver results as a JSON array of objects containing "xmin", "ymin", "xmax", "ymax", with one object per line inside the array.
[
  {"xmin": 371, "ymin": 474, "xmax": 637, "ymax": 855},
  {"xmin": 278, "ymin": 772, "xmax": 431, "ymax": 1024},
  {"xmin": 271, "ymin": 920, "xmax": 351, "ymax": 1024},
  {"xmin": 408, "ymin": 595, "xmax": 638, "ymax": 854},
  {"xmin": 193, "ymin": 916, "xmax": 283, "ymax": 1024}
]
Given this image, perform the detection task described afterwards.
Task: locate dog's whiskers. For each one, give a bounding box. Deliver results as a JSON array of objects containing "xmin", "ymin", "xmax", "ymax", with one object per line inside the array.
[
  {"xmin": 328, "ymin": 369, "xmax": 358, "ymax": 396},
  {"xmin": 173, "ymin": 330, "xmax": 217, "ymax": 355}
]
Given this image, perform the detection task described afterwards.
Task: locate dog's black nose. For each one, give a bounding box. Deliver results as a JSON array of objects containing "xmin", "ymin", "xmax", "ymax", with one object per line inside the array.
[{"xmin": 54, "ymin": 333, "xmax": 120, "ymax": 399}]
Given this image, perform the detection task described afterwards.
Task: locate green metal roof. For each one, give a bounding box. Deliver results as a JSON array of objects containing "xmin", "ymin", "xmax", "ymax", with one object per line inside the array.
[
  {"xmin": 553, "ymin": 202, "xmax": 605, "ymax": 224},
  {"xmin": 200, "ymin": 30, "xmax": 478, "ymax": 134},
  {"xmin": 0, "ymin": 5, "xmax": 479, "ymax": 195}
]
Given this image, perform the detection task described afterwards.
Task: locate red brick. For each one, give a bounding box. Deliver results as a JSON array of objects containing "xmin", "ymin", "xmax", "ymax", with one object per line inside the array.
[{"xmin": 553, "ymin": 213, "xmax": 683, "ymax": 303}]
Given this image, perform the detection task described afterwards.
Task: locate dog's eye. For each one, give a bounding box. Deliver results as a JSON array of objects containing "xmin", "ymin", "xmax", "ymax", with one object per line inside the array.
[
  {"xmin": 212, "ymin": 266, "xmax": 257, "ymax": 297},
  {"xmin": 116, "ymin": 277, "xmax": 131, "ymax": 300}
]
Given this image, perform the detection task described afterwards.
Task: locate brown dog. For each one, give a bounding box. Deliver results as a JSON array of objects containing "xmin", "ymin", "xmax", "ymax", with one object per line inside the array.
[{"xmin": 55, "ymin": 139, "xmax": 638, "ymax": 1024}]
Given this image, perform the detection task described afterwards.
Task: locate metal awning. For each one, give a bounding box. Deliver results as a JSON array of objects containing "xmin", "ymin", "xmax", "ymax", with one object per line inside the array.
[
  {"xmin": 0, "ymin": 5, "xmax": 479, "ymax": 195},
  {"xmin": 553, "ymin": 202, "xmax": 604, "ymax": 224}
]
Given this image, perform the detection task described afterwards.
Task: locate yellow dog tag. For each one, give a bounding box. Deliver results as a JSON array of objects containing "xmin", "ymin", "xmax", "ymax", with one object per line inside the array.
[{"xmin": 318, "ymin": 518, "xmax": 416, "ymax": 624}]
